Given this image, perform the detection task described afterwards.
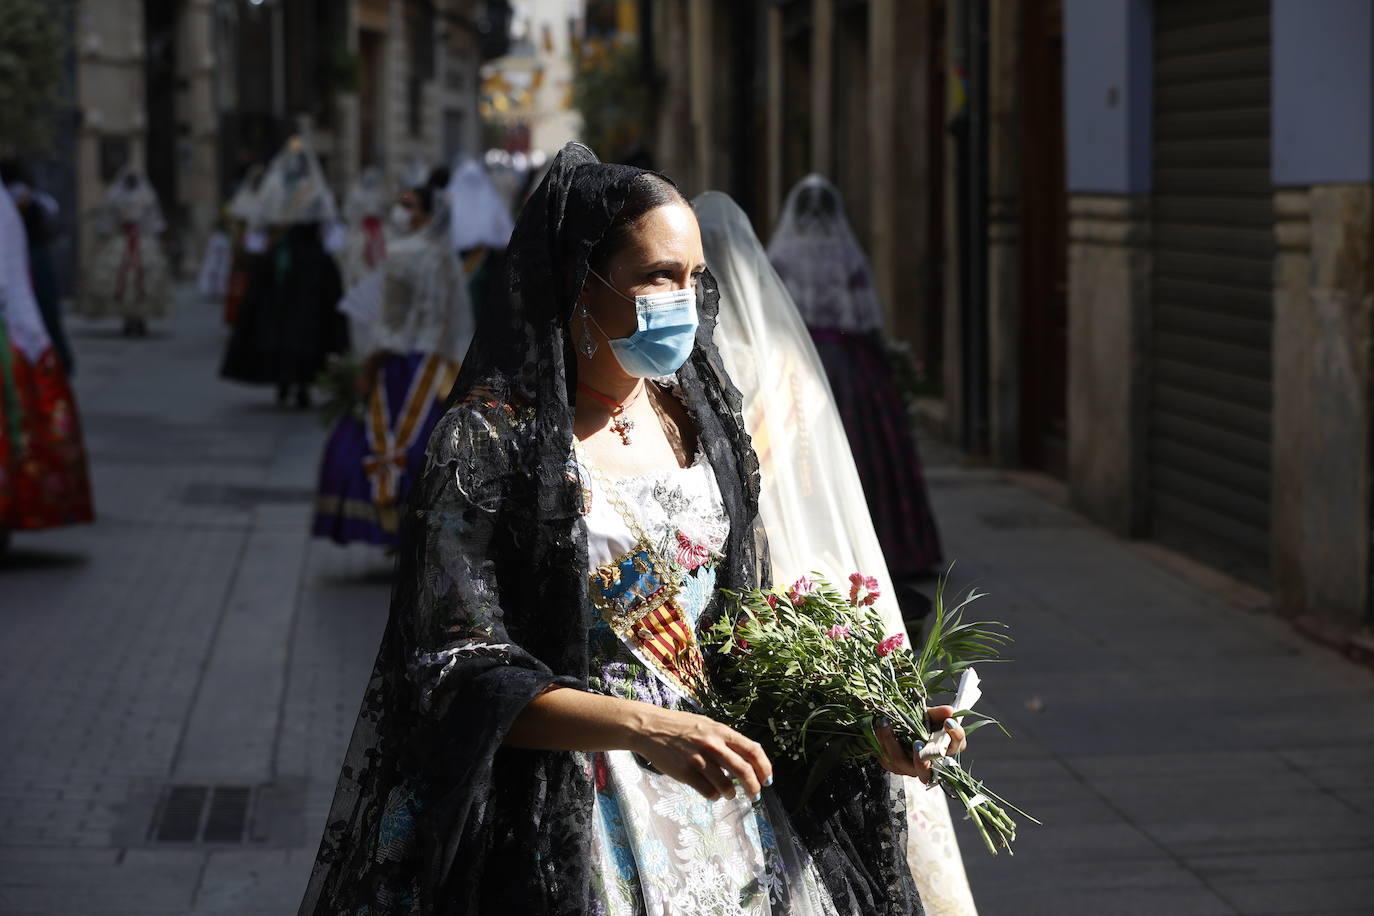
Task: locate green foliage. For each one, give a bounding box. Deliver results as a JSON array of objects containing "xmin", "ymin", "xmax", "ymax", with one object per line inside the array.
[
  {"xmin": 314, "ymin": 353, "xmax": 365, "ymax": 429},
  {"xmin": 699, "ymin": 573, "xmax": 1037, "ymax": 854},
  {"xmin": 570, "ymin": 42, "xmax": 648, "ymax": 160},
  {"xmin": 0, "ymin": 0, "xmax": 68, "ymax": 156}
]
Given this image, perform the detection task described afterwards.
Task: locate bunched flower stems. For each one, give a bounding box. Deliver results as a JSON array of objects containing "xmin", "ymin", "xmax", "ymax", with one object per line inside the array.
[{"xmin": 698, "ymin": 573, "xmax": 1039, "ymax": 854}]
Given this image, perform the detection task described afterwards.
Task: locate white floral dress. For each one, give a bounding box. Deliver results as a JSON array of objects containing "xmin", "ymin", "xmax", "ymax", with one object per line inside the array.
[{"xmin": 578, "ymin": 452, "xmax": 838, "ymax": 916}]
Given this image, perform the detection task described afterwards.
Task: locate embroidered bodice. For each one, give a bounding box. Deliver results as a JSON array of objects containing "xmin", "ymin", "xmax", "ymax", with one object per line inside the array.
[{"xmin": 582, "ymin": 451, "xmax": 730, "ymax": 576}]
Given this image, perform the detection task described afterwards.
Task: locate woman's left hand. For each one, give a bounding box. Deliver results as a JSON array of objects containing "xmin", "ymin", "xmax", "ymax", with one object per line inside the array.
[{"xmin": 874, "ymin": 705, "xmax": 967, "ymax": 785}]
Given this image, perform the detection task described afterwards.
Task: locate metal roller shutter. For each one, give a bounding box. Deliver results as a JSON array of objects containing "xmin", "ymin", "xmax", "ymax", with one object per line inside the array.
[{"xmin": 1149, "ymin": 0, "xmax": 1273, "ymax": 583}]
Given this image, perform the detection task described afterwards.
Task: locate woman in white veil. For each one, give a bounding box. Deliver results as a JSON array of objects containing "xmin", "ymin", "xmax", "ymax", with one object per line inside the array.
[
  {"xmin": 445, "ymin": 156, "xmax": 515, "ymax": 342},
  {"xmin": 445, "ymin": 156, "xmax": 515, "ymax": 256},
  {"xmin": 220, "ymin": 136, "xmax": 348, "ymax": 406},
  {"xmin": 78, "ymin": 166, "xmax": 172, "ymax": 335},
  {"xmin": 341, "ymin": 165, "xmax": 391, "ymax": 289},
  {"xmin": 220, "ymin": 165, "xmax": 265, "ymax": 327},
  {"xmin": 696, "ymin": 191, "xmax": 977, "ymax": 916},
  {"xmin": 769, "ymin": 176, "xmax": 943, "ymax": 623}
]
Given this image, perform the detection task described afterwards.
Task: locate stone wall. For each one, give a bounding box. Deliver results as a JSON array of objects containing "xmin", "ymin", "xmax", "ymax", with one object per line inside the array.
[
  {"xmin": 1272, "ymin": 184, "xmax": 1374, "ymax": 641},
  {"xmin": 76, "ymin": 0, "xmax": 147, "ymax": 282},
  {"xmin": 1066, "ymin": 193, "xmax": 1150, "ymax": 535}
]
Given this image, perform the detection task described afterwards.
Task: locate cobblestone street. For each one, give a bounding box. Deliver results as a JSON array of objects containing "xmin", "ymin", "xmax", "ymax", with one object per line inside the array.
[{"xmin": 1, "ymin": 288, "xmax": 1372, "ymax": 914}]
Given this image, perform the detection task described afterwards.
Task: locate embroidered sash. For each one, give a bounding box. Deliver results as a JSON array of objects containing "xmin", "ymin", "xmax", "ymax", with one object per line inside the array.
[{"xmin": 589, "ymin": 540, "xmax": 704, "ymax": 703}]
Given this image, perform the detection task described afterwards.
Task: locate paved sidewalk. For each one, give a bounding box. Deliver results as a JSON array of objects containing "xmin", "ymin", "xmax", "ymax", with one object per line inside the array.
[
  {"xmin": 927, "ymin": 452, "xmax": 1374, "ymax": 915},
  {"xmin": 0, "ymin": 291, "xmax": 391, "ymax": 915},
  {"xmin": 1, "ymin": 288, "xmax": 1371, "ymax": 914}
]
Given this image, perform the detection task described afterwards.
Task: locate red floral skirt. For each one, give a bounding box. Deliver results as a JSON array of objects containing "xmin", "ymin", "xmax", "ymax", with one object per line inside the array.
[{"xmin": 0, "ymin": 347, "xmax": 94, "ymax": 529}]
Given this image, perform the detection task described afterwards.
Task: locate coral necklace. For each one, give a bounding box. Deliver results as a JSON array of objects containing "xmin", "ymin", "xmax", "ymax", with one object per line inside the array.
[{"xmin": 578, "ymin": 382, "xmax": 643, "ymax": 445}]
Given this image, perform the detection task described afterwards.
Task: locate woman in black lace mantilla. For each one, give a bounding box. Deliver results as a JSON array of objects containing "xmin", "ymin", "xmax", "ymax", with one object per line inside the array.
[{"xmin": 299, "ymin": 143, "xmax": 951, "ymax": 915}]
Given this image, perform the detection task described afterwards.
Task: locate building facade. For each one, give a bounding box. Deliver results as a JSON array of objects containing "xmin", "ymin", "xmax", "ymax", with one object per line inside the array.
[
  {"xmin": 70, "ymin": 0, "xmax": 508, "ymax": 279},
  {"xmin": 645, "ymin": 0, "xmax": 950, "ymax": 397},
  {"xmin": 480, "ymin": 0, "xmax": 586, "ymax": 155},
  {"xmin": 644, "ymin": 0, "xmax": 1374, "ymax": 651},
  {"xmin": 1062, "ymin": 0, "xmax": 1374, "ymax": 651}
]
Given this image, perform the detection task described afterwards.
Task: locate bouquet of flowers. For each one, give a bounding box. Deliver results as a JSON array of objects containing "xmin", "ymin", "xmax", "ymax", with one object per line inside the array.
[{"xmin": 699, "ymin": 573, "xmax": 1037, "ymax": 854}]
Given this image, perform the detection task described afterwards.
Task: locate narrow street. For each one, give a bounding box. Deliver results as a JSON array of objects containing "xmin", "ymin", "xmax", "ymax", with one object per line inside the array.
[
  {"xmin": 2, "ymin": 287, "xmax": 1372, "ymax": 915},
  {"xmin": 1, "ymin": 290, "xmax": 392, "ymax": 914}
]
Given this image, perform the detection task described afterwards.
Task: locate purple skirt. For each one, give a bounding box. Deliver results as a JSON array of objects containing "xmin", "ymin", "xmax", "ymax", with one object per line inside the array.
[
  {"xmin": 312, "ymin": 351, "xmax": 452, "ymax": 547},
  {"xmin": 811, "ymin": 328, "xmax": 943, "ymax": 579}
]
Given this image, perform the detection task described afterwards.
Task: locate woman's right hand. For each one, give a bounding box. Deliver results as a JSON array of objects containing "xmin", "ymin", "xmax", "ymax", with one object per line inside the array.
[{"xmin": 626, "ymin": 705, "xmax": 773, "ymax": 802}]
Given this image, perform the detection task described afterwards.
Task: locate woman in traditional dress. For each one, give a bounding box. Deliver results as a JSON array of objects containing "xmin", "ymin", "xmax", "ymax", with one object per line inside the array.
[
  {"xmin": 698, "ymin": 191, "xmax": 978, "ymax": 916},
  {"xmin": 446, "ymin": 156, "xmax": 516, "ymax": 342},
  {"xmin": 768, "ymin": 175, "xmax": 943, "ymax": 623},
  {"xmin": 342, "ymin": 166, "xmax": 390, "ymax": 289},
  {"xmin": 220, "ymin": 137, "xmax": 348, "ymax": 408},
  {"xmin": 313, "ymin": 184, "xmax": 474, "ymax": 547},
  {"xmin": 220, "ymin": 165, "xmax": 266, "ymax": 328},
  {"xmin": 300, "ymin": 143, "xmax": 964, "ymax": 914},
  {"xmin": 0, "ymin": 183, "xmax": 93, "ymax": 539},
  {"xmin": 80, "ymin": 167, "xmax": 171, "ymax": 337},
  {"xmin": 196, "ymin": 208, "xmax": 233, "ymax": 305},
  {"xmin": 339, "ymin": 166, "xmax": 392, "ymax": 354}
]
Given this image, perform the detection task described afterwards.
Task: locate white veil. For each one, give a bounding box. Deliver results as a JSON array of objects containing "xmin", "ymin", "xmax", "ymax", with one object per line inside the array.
[
  {"xmin": 343, "ymin": 166, "xmax": 390, "ymax": 223},
  {"xmin": 98, "ymin": 166, "xmax": 166, "ymax": 236},
  {"xmin": 696, "ymin": 191, "xmax": 977, "ymax": 916},
  {"xmin": 767, "ymin": 174, "xmax": 884, "ymax": 332},
  {"xmin": 446, "ymin": 157, "xmax": 515, "ymax": 252},
  {"xmin": 226, "ymin": 165, "xmax": 265, "ymax": 222},
  {"xmin": 251, "ymin": 136, "xmax": 338, "ymax": 227}
]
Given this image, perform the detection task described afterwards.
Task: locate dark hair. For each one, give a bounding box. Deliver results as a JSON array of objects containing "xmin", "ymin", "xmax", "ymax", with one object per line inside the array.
[
  {"xmin": 407, "ymin": 184, "xmax": 435, "ymax": 215},
  {"xmin": 587, "ymin": 172, "xmax": 689, "ymax": 274}
]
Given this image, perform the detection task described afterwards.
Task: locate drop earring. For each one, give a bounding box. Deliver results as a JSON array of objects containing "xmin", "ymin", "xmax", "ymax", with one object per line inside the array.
[{"xmin": 579, "ymin": 302, "xmax": 598, "ymax": 358}]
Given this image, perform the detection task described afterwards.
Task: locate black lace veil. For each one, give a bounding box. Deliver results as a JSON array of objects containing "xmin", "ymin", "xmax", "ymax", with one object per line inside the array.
[{"xmin": 299, "ymin": 143, "xmax": 917, "ymax": 914}]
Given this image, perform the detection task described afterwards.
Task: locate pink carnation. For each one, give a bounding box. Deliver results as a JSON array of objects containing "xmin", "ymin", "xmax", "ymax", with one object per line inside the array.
[
  {"xmin": 765, "ymin": 594, "xmax": 779, "ymax": 610},
  {"xmin": 875, "ymin": 633, "xmax": 905, "ymax": 657},
  {"xmin": 675, "ymin": 532, "xmax": 712, "ymax": 572},
  {"xmin": 788, "ymin": 576, "xmax": 815, "ymax": 604},
  {"xmin": 848, "ymin": 572, "xmax": 883, "ymax": 607},
  {"xmin": 826, "ymin": 624, "xmax": 852, "ymax": 640}
]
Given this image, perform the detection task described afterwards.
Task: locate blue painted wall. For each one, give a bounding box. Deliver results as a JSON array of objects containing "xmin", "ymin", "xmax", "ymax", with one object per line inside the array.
[
  {"xmin": 1272, "ymin": 0, "xmax": 1374, "ymax": 185},
  {"xmin": 1063, "ymin": 0, "xmax": 1152, "ymax": 194}
]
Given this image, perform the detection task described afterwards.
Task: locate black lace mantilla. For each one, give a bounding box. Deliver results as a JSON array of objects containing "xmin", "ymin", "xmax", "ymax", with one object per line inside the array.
[{"xmin": 299, "ymin": 143, "xmax": 921, "ymax": 915}]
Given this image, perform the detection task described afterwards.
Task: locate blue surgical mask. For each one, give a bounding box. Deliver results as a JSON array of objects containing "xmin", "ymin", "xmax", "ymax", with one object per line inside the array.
[{"xmin": 587, "ymin": 269, "xmax": 700, "ymax": 377}]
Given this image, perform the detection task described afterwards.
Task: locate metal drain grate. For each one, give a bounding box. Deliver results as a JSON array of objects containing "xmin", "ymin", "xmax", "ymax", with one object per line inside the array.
[
  {"xmin": 148, "ymin": 784, "xmax": 253, "ymax": 844},
  {"xmin": 117, "ymin": 777, "xmax": 304, "ymax": 848}
]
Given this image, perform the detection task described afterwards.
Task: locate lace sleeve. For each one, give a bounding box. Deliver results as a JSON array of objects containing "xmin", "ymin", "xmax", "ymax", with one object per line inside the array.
[
  {"xmin": 299, "ymin": 398, "xmax": 590, "ymax": 914},
  {"xmin": 399, "ymin": 398, "xmax": 580, "ymax": 724}
]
